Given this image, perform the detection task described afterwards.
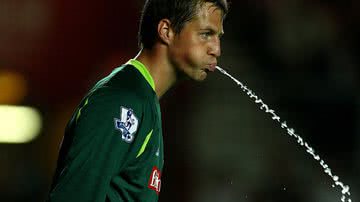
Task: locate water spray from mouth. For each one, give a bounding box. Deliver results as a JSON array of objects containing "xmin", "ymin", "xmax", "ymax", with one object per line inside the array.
[{"xmin": 215, "ymin": 65, "xmax": 351, "ymax": 202}]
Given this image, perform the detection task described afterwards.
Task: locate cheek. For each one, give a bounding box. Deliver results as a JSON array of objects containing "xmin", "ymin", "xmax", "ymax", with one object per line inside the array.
[
  {"xmin": 186, "ymin": 47, "xmax": 204, "ymax": 66},
  {"xmin": 170, "ymin": 34, "xmax": 207, "ymax": 68},
  {"xmin": 182, "ymin": 40, "xmax": 207, "ymax": 66}
]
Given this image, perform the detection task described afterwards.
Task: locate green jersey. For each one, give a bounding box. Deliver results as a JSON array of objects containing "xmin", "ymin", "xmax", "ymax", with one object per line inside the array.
[{"xmin": 47, "ymin": 59, "xmax": 164, "ymax": 202}]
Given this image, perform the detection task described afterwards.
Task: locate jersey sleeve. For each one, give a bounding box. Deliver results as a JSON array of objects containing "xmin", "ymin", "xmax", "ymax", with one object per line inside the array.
[{"xmin": 48, "ymin": 87, "xmax": 153, "ymax": 202}]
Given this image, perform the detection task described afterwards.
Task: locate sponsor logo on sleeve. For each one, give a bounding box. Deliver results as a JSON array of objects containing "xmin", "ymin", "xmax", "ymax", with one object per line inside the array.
[
  {"xmin": 148, "ymin": 166, "xmax": 161, "ymax": 195},
  {"xmin": 114, "ymin": 106, "xmax": 139, "ymax": 143}
]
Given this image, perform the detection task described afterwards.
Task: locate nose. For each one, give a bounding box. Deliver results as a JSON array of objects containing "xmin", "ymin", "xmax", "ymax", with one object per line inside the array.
[{"xmin": 208, "ymin": 37, "xmax": 221, "ymax": 58}]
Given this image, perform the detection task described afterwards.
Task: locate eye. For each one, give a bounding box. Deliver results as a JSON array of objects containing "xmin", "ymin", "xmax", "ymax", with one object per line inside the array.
[{"xmin": 200, "ymin": 32, "xmax": 212, "ymax": 40}]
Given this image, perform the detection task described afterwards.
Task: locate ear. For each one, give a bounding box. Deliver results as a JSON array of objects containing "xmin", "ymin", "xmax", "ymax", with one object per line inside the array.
[{"xmin": 157, "ymin": 19, "xmax": 174, "ymax": 45}]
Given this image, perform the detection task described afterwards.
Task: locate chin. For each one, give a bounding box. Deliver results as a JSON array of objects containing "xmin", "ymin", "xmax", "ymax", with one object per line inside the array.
[{"xmin": 193, "ymin": 72, "xmax": 207, "ymax": 81}]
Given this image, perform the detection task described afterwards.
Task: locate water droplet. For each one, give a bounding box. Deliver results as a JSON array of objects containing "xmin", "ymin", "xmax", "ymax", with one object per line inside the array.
[
  {"xmin": 216, "ymin": 66, "xmax": 352, "ymax": 202},
  {"xmin": 342, "ymin": 186, "xmax": 350, "ymax": 194}
]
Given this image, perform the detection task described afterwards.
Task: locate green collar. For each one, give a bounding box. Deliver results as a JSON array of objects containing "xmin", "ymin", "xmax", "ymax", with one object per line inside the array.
[{"xmin": 127, "ymin": 59, "xmax": 155, "ymax": 91}]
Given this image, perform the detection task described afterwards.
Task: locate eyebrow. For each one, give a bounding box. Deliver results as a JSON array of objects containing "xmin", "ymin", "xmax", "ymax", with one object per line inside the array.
[{"xmin": 200, "ymin": 27, "xmax": 224, "ymax": 37}]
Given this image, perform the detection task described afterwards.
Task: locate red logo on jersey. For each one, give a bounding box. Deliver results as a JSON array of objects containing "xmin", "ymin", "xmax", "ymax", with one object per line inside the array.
[{"xmin": 148, "ymin": 166, "xmax": 161, "ymax": 194}]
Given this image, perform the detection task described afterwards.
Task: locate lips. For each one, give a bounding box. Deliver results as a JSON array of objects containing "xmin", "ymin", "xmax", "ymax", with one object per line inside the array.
[{"xmin": 207, "ymin": 63, "xmax": 217, "ymax": 72}]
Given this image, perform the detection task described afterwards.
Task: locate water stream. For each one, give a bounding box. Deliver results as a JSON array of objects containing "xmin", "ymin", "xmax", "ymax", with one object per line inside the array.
[{"xmin": 215, "ymin": 66, "xmax": 351, "ymax": 202}]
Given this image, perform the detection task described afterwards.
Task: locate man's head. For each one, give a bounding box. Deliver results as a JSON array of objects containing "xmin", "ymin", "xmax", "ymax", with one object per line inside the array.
[
  {"xmin": 139, "ymin": 0, "xmax": 228, "ymax": 49},
  {"xmin": 139, "ymin": 0, "xmax": 229, "ymax": 81}
]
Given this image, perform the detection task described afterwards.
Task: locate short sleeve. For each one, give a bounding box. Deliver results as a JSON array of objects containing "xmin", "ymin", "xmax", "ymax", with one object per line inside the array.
[{"xmin": 48, "ymin": 87, "xmax": 149, "ymax": 202}]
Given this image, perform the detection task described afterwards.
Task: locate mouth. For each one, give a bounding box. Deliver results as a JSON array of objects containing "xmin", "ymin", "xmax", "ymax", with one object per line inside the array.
[
  {"xmin": 205, "ymin": 63, "xmax": 217, "ymax": 72},
  {"xmin": 200, "ymin": 62, "xmax": 217, "ymax": 74}
]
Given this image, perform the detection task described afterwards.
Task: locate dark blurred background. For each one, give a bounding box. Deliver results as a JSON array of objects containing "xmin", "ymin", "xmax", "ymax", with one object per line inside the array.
[{"xmin": 0, "ymin": 0, "xmax": 358, "ymax": 201}]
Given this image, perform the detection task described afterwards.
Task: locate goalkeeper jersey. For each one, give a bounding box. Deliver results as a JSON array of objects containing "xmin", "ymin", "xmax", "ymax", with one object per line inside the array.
[{"xmin": 47, "ymin": 59, "xmax": 164, "ymax": 202}]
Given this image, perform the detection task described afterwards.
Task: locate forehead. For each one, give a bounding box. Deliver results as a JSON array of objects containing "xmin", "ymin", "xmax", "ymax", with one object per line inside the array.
[
  {"xmin": 197, "ymin": 2, "xmax": 223, "ymax": 18},
  {"xmin": 188, "ymin": 2, "xmax": 224, "ymax": 30}
]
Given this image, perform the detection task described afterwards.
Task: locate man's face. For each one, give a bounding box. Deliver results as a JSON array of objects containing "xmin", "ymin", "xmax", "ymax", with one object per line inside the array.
[{"xmin": 169, "ymin": 2, "xmax": 224, "ymax": 81}]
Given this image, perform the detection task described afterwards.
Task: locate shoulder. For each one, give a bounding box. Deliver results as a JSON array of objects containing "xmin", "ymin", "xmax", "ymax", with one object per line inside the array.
[
  {"xmin": 87, "ymin": 86, "xmax": 146, "ymax": 113},
  {"xmin": 95, "ymin": 64, "xmax": 153, "ymax": 100},
  {"xmin": 76, "ymin": 63, "xmax": 157, "ymax": 121},
  {"xmin": 72, "ymin": 87, "xmax": 146, "ymax": 134}
]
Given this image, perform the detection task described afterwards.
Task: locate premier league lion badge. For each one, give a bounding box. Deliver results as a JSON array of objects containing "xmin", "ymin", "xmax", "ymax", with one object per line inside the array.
[{"xmin": 114, "ymin": 106, "xmax": 139, "ymax": 143}]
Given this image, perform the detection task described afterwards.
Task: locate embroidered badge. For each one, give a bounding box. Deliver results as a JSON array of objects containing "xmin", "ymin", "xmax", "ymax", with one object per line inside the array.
[
  {"xmin": 114, "ymin": 106, "xmax": 139, "ymax": 143},
  {"xmin": 148, "ymin": 166, "xmax": 161, "ymax": 195}
]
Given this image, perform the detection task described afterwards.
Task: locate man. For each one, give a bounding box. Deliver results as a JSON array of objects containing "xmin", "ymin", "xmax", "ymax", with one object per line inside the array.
[{"xmin": 47, "ymin": 0, "xmax": 228, "ymax": 201}]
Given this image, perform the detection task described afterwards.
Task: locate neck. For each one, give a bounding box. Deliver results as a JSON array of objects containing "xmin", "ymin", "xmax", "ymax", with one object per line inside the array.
[{"xmin": 134, "ymin": 46, "xmax": 177, "ymax": 98}]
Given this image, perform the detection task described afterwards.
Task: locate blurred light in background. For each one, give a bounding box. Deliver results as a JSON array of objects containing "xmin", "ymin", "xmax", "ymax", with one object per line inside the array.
[
  {"xmin": 0, "ymin": 105, "xmax": 42, "ymax": 143},
  {"xmin": 0, "ymin": 71, "xmax": 27, "ymax": 104}
]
